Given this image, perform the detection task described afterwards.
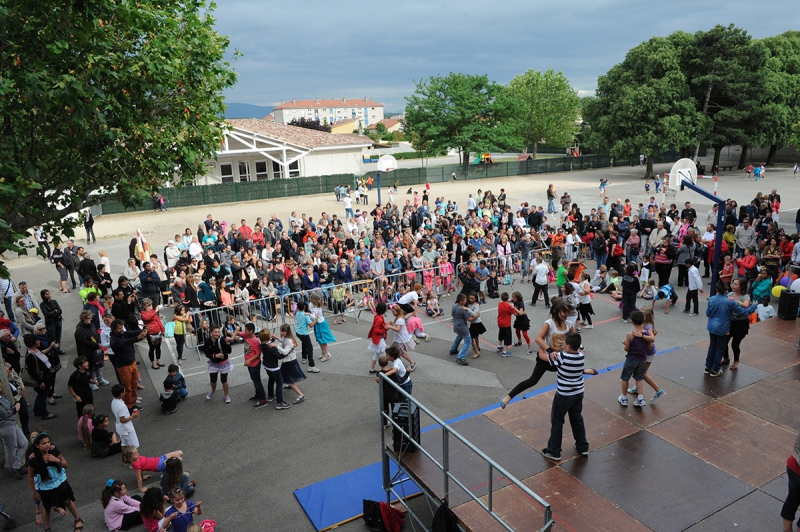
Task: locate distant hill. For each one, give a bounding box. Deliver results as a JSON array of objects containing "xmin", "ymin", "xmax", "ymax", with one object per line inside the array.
[{"xmin": 224, "ymin": 102, "xmax": 275, "ymax": 119}]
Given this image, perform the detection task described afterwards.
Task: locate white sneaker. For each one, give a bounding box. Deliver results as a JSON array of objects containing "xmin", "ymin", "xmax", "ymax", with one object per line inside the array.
[{"xmin": 585, "ymin": 325, "xmax": 593, "ymax": 329}]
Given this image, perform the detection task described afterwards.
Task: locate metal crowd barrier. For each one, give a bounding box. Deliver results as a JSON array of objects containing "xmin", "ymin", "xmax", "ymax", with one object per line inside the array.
[
  {"xmin": 378, "ymin": 374, "xmax": 554, "ymax": 532},
  {"xmin": 371, "ymin": 263, "xmax": 458, "ymax": 299},
  {"xmin": 277, "ymin": 278, "xmax": 373, "ymax": 326},
  {"xmin": 457, "ymin": 252, "xmax": 523, "ymax": 288}
]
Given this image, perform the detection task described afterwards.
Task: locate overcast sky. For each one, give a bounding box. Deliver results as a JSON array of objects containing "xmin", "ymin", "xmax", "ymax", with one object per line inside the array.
[{"xmin": 214, "ymin": 0, "xmax": 799, "ymax": 111}]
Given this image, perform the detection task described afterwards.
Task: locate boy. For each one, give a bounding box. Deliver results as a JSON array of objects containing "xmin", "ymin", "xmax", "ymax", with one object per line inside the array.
[
  {"xmin": 540, "ymin": 332, "xmax": 599, "ymax": 461},
  {"xmin": 683, "ymin": 259, "xmax": 703, "ymax": 316},
  {"xmin": 619, "ymin": 311, "xmax": 654, "ymax": 408},
  {"xmin": 376, "ymin": 355, "xmax": 400, "ymax": 426},
  {"xmin": 556, "ymin": 259, "xmax": 569, "ymax": 297},
  {"xmin": 242, "ymin": 323, "xmax": 267, "ymax": 407},
  {"xmin": 167, "ymin": 364, "xmax": 188, "ymax": 401},
  {"xmin": 756, "ymin": 295, "xmax": 776, "ymax": 321},
  {"xmin": 111, "ymin": 384, "xmax": 140, "ymax": 451},
  {"xmin": 496, "ymin": 292, "xmax": 516, "ymax": 357},
  {"xmin": 383, "ymin": 346, "xmax": 412, "ymax": 395},
  {"xmin": 160, "ymin": 378, "xmax": 179, "ymax": 414},
  {"xmin": 621, "ymin": 264, "xmax": 640, "ymax": 323},
  {"xmin": 652, "ymin": 282, "xmax": 679, "ymax": 314},
  {"xmin": 719, "ymin": 255, "xmax": 734, "ymax": 288}
]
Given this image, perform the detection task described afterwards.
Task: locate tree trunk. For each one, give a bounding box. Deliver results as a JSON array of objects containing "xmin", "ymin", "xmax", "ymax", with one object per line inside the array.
[
  {"xmin": 693, "ymin": 78, "xmax": 715, "ymax": 162},
  {"xmin": 681, "ymin": 147, "xmax": 690, "ymax": 159},
  {"xmin": 644, "ymin": 157, "xmax": 653, "ymax": 179},
  {"xmin": 532, "ymin": 143, "xmax": 538, "ymax": 160},
  {"xmin": 737, "ymin": 145, "xmax": 748, "ymax": 170},
  {"xmin": 766, "ymin": 144, "xmax": 777, "ymax": 166},
  {"xmin": 712, "ymin": 143, "xmax": 723, "ymax": 169}
]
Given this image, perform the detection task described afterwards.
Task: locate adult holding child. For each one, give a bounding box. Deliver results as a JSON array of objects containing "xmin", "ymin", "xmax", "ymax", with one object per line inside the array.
[{"xmin": 704, "ymin": 280, "xmax": 751, "ymax": 377}]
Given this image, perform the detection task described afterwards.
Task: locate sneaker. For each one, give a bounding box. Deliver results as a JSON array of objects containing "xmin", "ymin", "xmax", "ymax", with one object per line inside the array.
[
  {"xmin": 628, "ymin": 385, "xmax": 638, "ymax": 394},
  {"xmin": 544, "ymin": 304, "xmax": 551, "ymax": 309},
  {"xmin": 308, "ymin": 367, "xmax": 320, "ymax": 373},
  {"xmin": 166, "ymin": 409, "xmax": 177, "ymax": 415},
  {"xmin": 501, "ymin": 351, "xmax": 512, "ymax": 357},
  {"xmin": 283, "ymin": 384, "xmax": 292, "ymax": 389},
  {"xmin": 496, "ymin": 346, "xmax": 504, "ymax": 353},
  {"xmin": 681, "ymin": 309, "xmax": 689, "ymax": 313},
  {"xmin": 652, "ymin": 389, "xmax": 666, "ymax": 401},
  {"xmin": 709, "ymin": 369, "xmax": 723, "ymax": 377},
  {"xmin": 225, "ymin": 396, "xmax": 231, "ymax": 404},
  {"xmin": 99, "ymin": 379, "xmax": 111, "ymax": 386},
  {"xmin": 575, "ymin": 444, "xmax": 589, "ymax": 456},
  {"xmin": 266, "ymin": 396, "xmax": 275, "ymax": 402},
  {"xmin": 413, "ymin": 336, "xmax": 421, "ymax": 344},
  {"xmin": 704, "ymin": 367, "xmax": 711, "ymax": 374},
  {"xmin": 526, "ymin": 349, "xmax": 533, "ymax": 355},
  {"xmin": 253, "ymin": 400, "xmax": 269, "ymax": 409},
  {"xmin": 301, "ymin": 359, "xmax": 307, "ymax": 364},
  {"xmin": 90, "ymin": 384, "xmax": 99, "ymax": 391},
  {"xmin": 456, "ymin": 359, "xmax": 469, "ymax": 366},
  {"xmin": 368, "ymin": 369, "xmax": 378, "ymax": 374},
  {"xmin": 136, "ymin": 397, "xmax": 143, "ymax": 404},
  {"xmin": 633, "ymin": 397, "xmax": 646, "ymax": 407},
  {"xmin": 541, "ymin": 449, "xmax": 562, "ymax": 461},
  {"xmin": 248, "ymin": 395, "xmax": 259, "ymax": 401},
  {"xmin": 425, "ymin": 334, "xmax": 431, "ymax": 342},
  {"xmin": 690, "ymin": 313, "xmax": 698, "ymax": 316},
  {"xmin": 512, "ymin": 342, "xmax": 523, "ymax": 347},
  {"xmin": 585, "ymin": 325, "xmax": 594, "ymax": 329},
  {"xmin": 206, "ymin": 392, "xmax": 214, "ymax": 400},
  {"xmin": 618, "ymin": 395, "xmax": 629, "ymax": 407},
  {"xmin": 275, "ymin": 402, "xmax": 292, "ymax": 410},
  {"xmin": 294, "ymin": 395, "xmax": 305, "ymax": 404},
  {"xmin": 622, "ymin": 319, "xmax": 628, "ymax": 323}
]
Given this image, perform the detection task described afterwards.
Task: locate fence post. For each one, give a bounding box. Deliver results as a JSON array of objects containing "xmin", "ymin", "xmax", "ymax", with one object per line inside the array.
[{"xmin": 202, "ymin": 185, "xmax": 207, "ymax": 205}]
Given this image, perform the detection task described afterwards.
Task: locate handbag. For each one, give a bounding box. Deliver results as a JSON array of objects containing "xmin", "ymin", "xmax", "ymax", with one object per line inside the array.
[
  {"xmin": 149, "ymin": 332, "xmax": 163, "ymax": 344},
  {"xmin": 164, "ymin": 321, "xmax": 175, "ymax": 338}
]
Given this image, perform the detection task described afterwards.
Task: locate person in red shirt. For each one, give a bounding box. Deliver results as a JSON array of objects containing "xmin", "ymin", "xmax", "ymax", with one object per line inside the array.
[
  {"xmin": 367, "ymin": 303, "xmax": 388, "ymax": 374},
  {"xmin": 239, "ymin": 219, "xmax": 253, "ymax": 241},
  {"xmin": 123, "ymin": 447, "xmax": 183, "ymax": 492},
  {"xmin": 243, "ymin": 323, "xmax": 268, "ymax": 408},
  {"xmin": 496, "ymin": 292, "xmax": 517, "ymax": 356}
]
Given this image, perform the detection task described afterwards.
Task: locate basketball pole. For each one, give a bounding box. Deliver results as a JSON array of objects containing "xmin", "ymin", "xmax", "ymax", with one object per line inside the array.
[{"xmin": 679, "ymin": 180, "xmax": 726, "ymax": 296}]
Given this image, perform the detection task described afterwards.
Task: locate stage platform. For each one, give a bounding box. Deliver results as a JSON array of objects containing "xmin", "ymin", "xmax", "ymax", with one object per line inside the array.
[{"xmin": 393, "ymin": 318, "xmax": 800, "ymax": 532}]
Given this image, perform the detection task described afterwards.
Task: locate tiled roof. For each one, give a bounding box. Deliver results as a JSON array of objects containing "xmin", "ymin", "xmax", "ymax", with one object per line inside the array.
[
  {"xmin": 274, "ymin": 99, "xmax": 383, "ymax": 110},
  {"xmin": 367, "ymin": 118, "xmax": 401, "ymax": 130},
  {"xmin": 227, "ymin": 119, "xmax": 371, "ymax": 149}
]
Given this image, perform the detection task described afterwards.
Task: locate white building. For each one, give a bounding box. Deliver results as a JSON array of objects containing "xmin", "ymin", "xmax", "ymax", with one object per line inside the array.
[
  {"xmin": 273, "ymin": 98, "xmax": 384, "ymax": 128},
  {"xmin": 198, "ymin": 119, "xmax": 370, "ymax": 184}
]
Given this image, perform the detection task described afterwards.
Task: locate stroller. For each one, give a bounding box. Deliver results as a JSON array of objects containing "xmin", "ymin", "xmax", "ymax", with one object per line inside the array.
[{"xmin": 0, "ymin": 503, "xmax": 16, "ymax": 530}]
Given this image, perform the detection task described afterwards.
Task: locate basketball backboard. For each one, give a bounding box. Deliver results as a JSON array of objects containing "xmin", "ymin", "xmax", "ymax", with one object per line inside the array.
[
  {"xmin": 377, "ymin": 155, "xmax": 397, "ymax": 172},
  {"xmin": 668, "ymin": 158, "xmax": 697, "ymax": 190}
]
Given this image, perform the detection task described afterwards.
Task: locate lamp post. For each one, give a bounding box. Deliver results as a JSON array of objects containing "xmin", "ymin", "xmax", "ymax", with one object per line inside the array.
[{"xmin": 376, "ymin": 155, "xmax": 397, "ymax": 206}]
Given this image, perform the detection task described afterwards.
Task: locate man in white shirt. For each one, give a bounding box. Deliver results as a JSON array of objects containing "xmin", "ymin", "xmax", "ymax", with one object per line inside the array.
[
  {"xmin": 467, "ymin": 194, "xmax": 477, "ymax": 212},
  {"xmin": 342, "ymin": 195, "xmax": 354, "ymax": 219}
]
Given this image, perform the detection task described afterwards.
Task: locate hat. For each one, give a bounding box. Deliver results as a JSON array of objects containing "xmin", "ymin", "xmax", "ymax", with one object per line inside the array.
[
  {"xmin": 30, "ymin": 308, "xmax": 38, "ymax": 314},
  {"xmin": 168, "ymin": 240, "xmax": 175, "ymax": 244}
]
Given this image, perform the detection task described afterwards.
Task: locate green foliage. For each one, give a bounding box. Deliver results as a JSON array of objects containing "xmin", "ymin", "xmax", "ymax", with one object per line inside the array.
[
  {"xmin": 758, "ymin": 31, "xmax": 800, "ymax": 150},
  {"xmin": 288, "ymin": 117, "xmax": 332, "ymax": 132},
  {"xmin": 404, "ymin": 73, "xmax": 522, "ymax": 164},
  {"xmin": 582, "ymin": 35, "xmax": 700, "ymax": 175},
  {"xmin": 0, "ymin": 0, "xmax": 237, "ymax": 275},
  {"xmin": 507, "ymin": 69, "xmax": 580, "ymax": 158},
  {"xmin": 374, "ymin": 122, "xmax": 388, "ymax": 135}
]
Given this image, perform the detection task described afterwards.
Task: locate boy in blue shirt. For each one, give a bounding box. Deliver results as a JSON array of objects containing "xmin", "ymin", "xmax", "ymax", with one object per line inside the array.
[
  {"xmin": 167, "ymin": 364, "xmax": 188, "ymax": 401},
  {"xmin": 651, "ymin": 282, "xmax": 678, "ymax": 315}
]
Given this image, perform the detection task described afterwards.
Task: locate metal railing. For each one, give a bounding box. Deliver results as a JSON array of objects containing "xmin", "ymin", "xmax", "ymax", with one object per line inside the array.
[{"xmin": 378, "ymin": 374, "xmax": 554, "ymax": 532}]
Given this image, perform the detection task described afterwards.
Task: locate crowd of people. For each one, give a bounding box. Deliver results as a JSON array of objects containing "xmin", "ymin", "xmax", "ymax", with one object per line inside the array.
[{"xmin": 3, "ymin": 170, "xmax": 800, "ymax": 530}]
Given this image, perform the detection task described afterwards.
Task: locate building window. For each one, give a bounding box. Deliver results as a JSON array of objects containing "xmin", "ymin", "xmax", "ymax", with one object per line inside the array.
[
  {"xmin": 220, "ymin": 162, "xmax": 234, "ymax": 183},
  {"xmin": 272, "ymin": 161, "xmax": 284, "ymax": 179},
  {"xmin": 289, "ymin": 161, "xmax": 300, "ymax": 178},
  {"xmin": 238, "ymin": 161, "xmax": 251, "ymax": 182},
  {"xmin": 255, "ymin": 160, "xmax": 269, "ymax": 181}
]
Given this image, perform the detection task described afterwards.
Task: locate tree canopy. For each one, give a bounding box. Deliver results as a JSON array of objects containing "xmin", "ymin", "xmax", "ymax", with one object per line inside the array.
[
  {"xmin": 508, "ymin": 69, "xmax": 580, "ymax": 158},
  {"xmin": 288, "ymin": 117, "xmax": 332, "ymax": 132},
  {"xmin": 0, "ymin": 0, "xmax": 237, "ymax": 272},
  {"xmin": 404, "ymin": 73, "xmax": 521, "ymax": 164}
]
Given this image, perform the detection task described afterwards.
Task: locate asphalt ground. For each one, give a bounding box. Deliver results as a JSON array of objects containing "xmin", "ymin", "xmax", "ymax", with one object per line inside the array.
[{"xmin": 1, "ymin": 160, "xmax": 796, "ymax": 531}]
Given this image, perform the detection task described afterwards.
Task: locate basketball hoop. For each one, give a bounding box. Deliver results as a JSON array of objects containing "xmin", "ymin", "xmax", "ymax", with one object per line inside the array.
[{"xmin": 664, "ymin": 186, "xmax": 678, "ymax": 206}]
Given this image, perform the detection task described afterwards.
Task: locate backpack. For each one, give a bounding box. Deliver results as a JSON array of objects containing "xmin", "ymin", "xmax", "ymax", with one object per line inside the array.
[{"xmin": 362, "ymin": 499, "xmax": 386, "ymax": 532}]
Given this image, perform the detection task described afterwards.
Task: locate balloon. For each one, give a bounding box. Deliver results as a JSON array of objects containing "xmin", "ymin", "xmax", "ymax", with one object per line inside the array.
[
  {"xmin": 780, "ymin": 275, "xmax": 791, "ymax": 288},
  {"xmin": 772, "ymin": 285, "xmax": 785, "ymax": 298},
  {"xmin": 791, "ymin": 278, "xmax": 800, "ymax": 293}
]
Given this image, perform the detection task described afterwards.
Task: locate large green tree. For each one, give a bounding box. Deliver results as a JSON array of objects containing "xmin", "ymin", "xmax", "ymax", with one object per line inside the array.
[
  {"xmin": 758, "ymin": 31, "xmax": 800, "ymax": 166},
  {"xmin": 582, "ymin": 34, "xmax": 700, "ymax": 178},
  {"xmin": 404, "ymin": 73, "xmax": 521, "ymax": 164},
  {"xmin": 0, "ymin": 0, "xmax": 237, "ymax": 271},
  {"xmin": 507, "ymin": 69, "xmax": 580, "ymax": 158},
  {"xmin": 681, "ymin": 24, "xmax": 767, "ymax": 166}
]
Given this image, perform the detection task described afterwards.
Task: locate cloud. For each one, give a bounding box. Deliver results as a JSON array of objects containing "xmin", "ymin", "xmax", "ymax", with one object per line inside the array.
[{"xmin": 215, "ymin": 0, "xmax": 800, "ymax": 111}]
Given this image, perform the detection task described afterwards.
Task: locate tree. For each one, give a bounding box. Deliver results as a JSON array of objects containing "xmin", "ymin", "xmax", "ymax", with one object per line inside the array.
[
  {"xmin": 409, "ymin": 131, "xmax": 432, "ymax": 167},
  {"xmin": 758, "ymin": 32, "xmax": 800, "ymax": 166},
  {"xmin": 582, "ymin": 35, "xmax": 701, "ymax": 178},
  {"xmin": 374, "ymin": 122, "xmax": 388, "ymax": 135},
  {"xmin": 507, "ymin": 69, "xmax": 580, "ymax": 158},
  {"xmin": 404, "ymin": 73, "xmax": 521, "ymax": 164},
  {"xmin": 0, "ymin": 0, "xmax": 237, "ymax": 273},
  {"xmin": 288, "ymin": 117, "xmax": 332, "ymax": 132},
  {"xmin": 681, "ymin": 24, "xmax": 767, "ymax": 166}
]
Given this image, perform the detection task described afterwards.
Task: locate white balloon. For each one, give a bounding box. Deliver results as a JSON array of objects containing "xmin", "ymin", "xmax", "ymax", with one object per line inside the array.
[{"xmin": 790, "ymin": 278, "xmax": 800, "ymax": 293}]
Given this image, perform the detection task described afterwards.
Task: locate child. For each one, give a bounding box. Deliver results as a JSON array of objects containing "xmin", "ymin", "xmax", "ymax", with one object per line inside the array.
[
  {"xmin": 331, "ymin": 282, "xmax": 346, "ymax": 324},
  {"xmin": 68, "ymin": 355, "xmax": 95, "ymax": 418},
  {"xmin": 627, "ymin": 308, "xmax": 666, "ymax": 402},
  {"xmin": 467, "ymin": 293, "xmax": 485, "ymax": 358},
  {"xmin": 486, "ymin": 270, "xmax": 500, "ymax": 299},
  {"xmin": 260, "ymin": 329, "xmax": 290, "ymax": 410},
  {"xmin": 294, "ymin": 301, "xmax": 318, "ymax": 373},
  {"xmin": 756, "ymin": 295, "xmax": 776, "ymax": 321},
  {"xmin": 223, "ymin": 314, "xmax": 243, "ymax": 343},
  {"xmin": 652, "ymin": 282, "xmax": 678, "ymax": 314},
  {"xmin": 101, "ymin": 479, "xmax": 142, "ymax": 531},
  {"xmin": 91, "ymin": 414, "xmax": 122, "ymax": 458},
  {"xmin": 619, "ymin": 310, "xmax": 654, "ymax": 408},
  {"xmin": 160, "ymin": 378, "xmax": 179, "ymax": 414},
  {"xmin": 167, "ymin": 364, "xmax": 188, "ymax": 401},
  {"xmin": 161, "ymin": 456, "xmax": 196, "ymax": 499},
  {"xmin": 437, "ymin": 257, "xmax": 453, "ymax": 297},
  {"xmin": 359, "ymin": 290, "xmax": 374, "ymax": 313},
  {"xmin": 578, "ymin": 273, "xmax": 595, "ymax": 329},
  {"xmin": 422, "ymin": 261, "xmax": 435, "ymax": 294},
  {"xmin": 683, "ymin": 259, "xmax": 703, "ymax": 315},
  {"xmin": 556, "ymin": 259, "xmax": 569, "ymax": 297},
  {"xmin": 720, "ymin": 255, "xmax": 734, "ymax": 288},
  {"xmin": 164, "ymin": 489, "xmax": 202, "ymax": 532},
  {"xmin": 406, "ymin": 313, "xmax": 430, "ymax": 343},
  {"xmin": 367, "ymin": 303, "xmax": 388, "ymax": 374},
  {"xmin": 242, "ymin": 323, "xmax": 268, "ymax": 408},
  {"xmin": 496, "ymin": 292, "xmax": 516, "ymax": 357},
  {"xmin": 140, "ymin": 487, "xmax": 177, "ymax": 532},
  {"xmin": 639, "ymin": 278, "xmax": 657, "ymax": 299},
  {"xmin": 562, "ymin": 277, "xmax": 582, "ymax": 332},
  {"xmin": 123, "ymin": 447, "xmax": 184, "ymax": 492},
  {"xmin": 639, "ymin": 255, "xmax": 653, "ymax": 285},
  {"xmin": 278, "ymin": 324, "xmax": 306, "ymax": 404},
  {"xmin": 77, "ymin": 404, "xmax": 94, "ymax": 450},
  {"xmin": 383, "ymin": 346, "xmax": 412, "ymax": 395},
  {"xmin": 599, "ymin": 178, "xmax": 609, "ymax": 196},
  {"xmin": 111, "ymin": 384, "xmax": 140, "ymax": 450},
  {"xmin": 644, "ymin": 180, "xmax": 650, "ymax": 194},
  {"xmin": 540, "ymin": 332, "xmax": 599, "ymax": 461},
  {"xmin": 386, "ymin": 305, "xmax": 416, "ymax": 371},
  {"xmin": 425, "ymin": 291, "xmax": 444, "ymax": 317},
  {"xmin": 376, "ymin": 355, "xmax": 400, "ymax": 425},
  {"xmin": 621, "ymin": 263, "xmax": 640, "ymax": 323},
  {"xmin": 511, "ymin": 291, "xmax": 532, "ymax": 354},
  {"xmin": 309, "ymin": 293, "xmax": 335, "ymax": 362}
]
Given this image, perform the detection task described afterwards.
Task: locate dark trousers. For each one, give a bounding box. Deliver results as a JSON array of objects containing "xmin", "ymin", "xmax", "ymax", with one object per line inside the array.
[
  {"xmin": 655, "ymin": 263, "xmax": 672, "ymax": 287},
  {"xmin": 85, "ymin": 226, "xmax": 96, "ymax": 243},
  {"xmin": 508, "ymin": 358, "xmax": 556, "ymax": 399},
  {"xmin": 685, "ymin": 289, "xmax": 698, "ymax": 313},
  {"xmin": 545, "ymin": 391, "xmax": 588, "ymax": 455},
  {"xmin": 725, "ymin": 319, "xmax": 749, "ymax": 362},
  {"xmin": 75, "ymin": 396, "xmax": 92, "ymax": 418},
  {"xmin": 17, "ymin": 396, "xmax": 30, "ymax": 436},
  {"xmin": 266, "ymin": 368, "xmax": 284, "ymax": 403},
  {"xmin": 3, "ymin": 296, "xmax": 13, "ymax": 322},
  {"xmin": 174, "ymin": 334, "xmax": 185, "ymax": 360},
  {"xmin": 297, "ymin": 333, "xmax": 315, "ymax": 367},
  {"xmin": 37, "ymin": 240, "xmax": 51, "ymax": 258},
  {"xmin": 677, "ymin": 264, "xmax": 688, "ymax": 287},
  {"xmin": 119, "ymin": 495, "xmax": 143, "ymax": 530},
  {"xmin": 705, "ymin": 332, "xmax": 727, "ymax": 371},
  {"xmin": 247, "ymin": 364, "xmax": 266, "ymax": 400},
  {"xmin": 781, "ymin": 465, "xmax": 800, "ymax": 524},
  {"xmin": 531, "ymin": 282, "xmax": 549, "ymax": 306},
  {"xmin": 33, "ymin": 384, "xmax": 50, "ymax": 418},
  {"xmin": 622, "ymin": 293, "xmax": 637, "ymax": 321},
  {"xmin": 46, "ymin": 320, "xmax": 63, "ymax": 346},
  {"xmin": 66, "ymin": 265, "xmax": 77, "ymax": 288}
]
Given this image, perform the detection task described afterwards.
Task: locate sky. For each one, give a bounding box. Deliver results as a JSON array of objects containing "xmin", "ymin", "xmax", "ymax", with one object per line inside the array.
[{"xmin": 214, "ymin": 0, "xmax": 800, "ymax": 112}]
